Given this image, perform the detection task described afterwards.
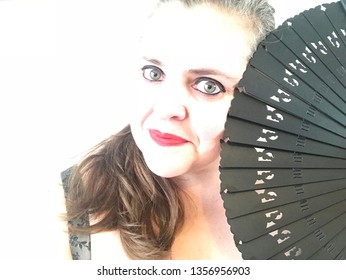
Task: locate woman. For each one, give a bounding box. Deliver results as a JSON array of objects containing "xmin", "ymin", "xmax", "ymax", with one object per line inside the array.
[{"xmin": 62, "ymin": 0, "xmax": 275, "ymax": 260}]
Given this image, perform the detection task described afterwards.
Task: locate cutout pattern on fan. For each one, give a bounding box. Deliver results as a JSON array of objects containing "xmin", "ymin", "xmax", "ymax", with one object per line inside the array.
[{"xmin": 220, "ymin": 0, "xmax": 346, "ymax": 260}]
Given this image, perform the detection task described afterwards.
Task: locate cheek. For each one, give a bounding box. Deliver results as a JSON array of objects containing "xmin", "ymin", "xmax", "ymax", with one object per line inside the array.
[
  {"xmin": 193, "ymin": 97, "xmax": 232, "ymax": 142},
  {"xmin": 198, "ymin": 121, "xmax": 224, "ymax": 142},
  {"xmin": 131, "ymin": 82, "xmax": 155, "ymax": 125}
]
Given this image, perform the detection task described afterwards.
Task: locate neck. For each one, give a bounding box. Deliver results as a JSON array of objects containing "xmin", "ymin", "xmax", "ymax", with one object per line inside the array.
[
  {"xmin": 175, "ymin": 155, "xmax": 221, "ymax": 187},
  {"xmin": 169, "ymin": 157, "xmax": 240, "ymax": 260},
  {"xmin": 175, "ymin": 157, "xmax": 223, "ymax": 219}
]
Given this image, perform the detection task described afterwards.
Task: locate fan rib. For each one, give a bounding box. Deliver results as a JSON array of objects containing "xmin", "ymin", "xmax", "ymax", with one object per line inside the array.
[
  {"xmin": 236, "ymin": 201, "xmax": 346, "ymax": 259},
  {"xmin": 220, "ymin": 0, "xmax": 346, "ymax": 260}
]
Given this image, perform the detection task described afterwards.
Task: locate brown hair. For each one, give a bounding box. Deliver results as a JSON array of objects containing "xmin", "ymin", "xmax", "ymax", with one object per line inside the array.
[
  {"xmin": 65, "ymin": 125, "xmax": 184, "ymax": 259},
  {"xmin": 64, "ymin": 0, "xmax": 275, "ymax": 260}
]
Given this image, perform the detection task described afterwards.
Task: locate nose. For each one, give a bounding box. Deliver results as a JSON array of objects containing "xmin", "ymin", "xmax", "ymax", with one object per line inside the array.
[{"xmin": 152, "ymin": 88, "xmax": 187, "ymax": 121}]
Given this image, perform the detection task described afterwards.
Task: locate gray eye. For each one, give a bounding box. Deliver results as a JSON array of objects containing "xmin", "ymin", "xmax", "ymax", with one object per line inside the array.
[
  {"xmin": 194, "ymin": 78, "xmax": 225, "ymax": 95},
  {"xmin": 142, "ymin": 66, "xmax": 163, "ymax": 81}
]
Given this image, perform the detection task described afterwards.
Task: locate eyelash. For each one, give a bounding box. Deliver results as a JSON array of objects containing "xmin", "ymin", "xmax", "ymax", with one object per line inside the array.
[
  {"xmin": 141, "ymin": 65, "xmax": 164, "ymax": 82},
  {"xmin": 141, "ymin": 65, "xmax": 227, "ymax": 97},
  {"xmin": 193, "ymin": 77, "xmax": 226, "ymax": 96}
]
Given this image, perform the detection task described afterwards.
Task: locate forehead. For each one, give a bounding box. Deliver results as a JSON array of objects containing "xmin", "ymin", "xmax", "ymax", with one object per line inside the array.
[{"xmin": 139, "ymin": 2, "xmax": 254, "ymax": 78}]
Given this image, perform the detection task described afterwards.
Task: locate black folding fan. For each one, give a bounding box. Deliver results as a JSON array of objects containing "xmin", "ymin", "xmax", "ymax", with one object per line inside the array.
[{"xmin": 220, "ymin": 0, "xmax": 346, "ymax": 259}]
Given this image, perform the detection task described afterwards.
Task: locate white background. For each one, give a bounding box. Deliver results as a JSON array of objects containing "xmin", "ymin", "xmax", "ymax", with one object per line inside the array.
[{"xmin": 0, "ymin": 0, "xmax": 336, "ymax": 260}]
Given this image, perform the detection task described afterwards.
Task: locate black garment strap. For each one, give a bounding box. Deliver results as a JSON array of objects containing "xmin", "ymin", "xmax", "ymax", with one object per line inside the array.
[{"xmin": 61, "ymin": 167, "xmax": 91, "ymax": 260}]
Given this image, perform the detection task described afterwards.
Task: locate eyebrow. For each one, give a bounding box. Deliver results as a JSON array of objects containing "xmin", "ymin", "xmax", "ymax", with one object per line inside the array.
[
  {"xmin": 142, "ymin": 57, "xmax": 164, "ymax": 66},
  {"xmin": 187, "ymin": 69, "xmax": 236, "ymax": 80},
  {"xmin": 142, "ymin": 57, "xmax": 237, "ymax": 81}
]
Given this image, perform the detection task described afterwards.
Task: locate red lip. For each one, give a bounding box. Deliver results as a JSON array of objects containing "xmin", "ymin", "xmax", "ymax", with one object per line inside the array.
[{"xmin": 149, "ymin": 129, "xmax": 188, "ymax": 146}]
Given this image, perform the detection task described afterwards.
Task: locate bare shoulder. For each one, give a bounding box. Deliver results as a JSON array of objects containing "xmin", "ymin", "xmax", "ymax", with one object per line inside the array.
[{"xmin": 90, "ymin": 230, "xmax": 130, "ymax": 260}]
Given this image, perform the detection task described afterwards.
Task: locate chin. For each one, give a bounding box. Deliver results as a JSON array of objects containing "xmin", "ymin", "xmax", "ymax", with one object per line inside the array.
[
  {"xmin": 149, "ymin": 165, "xmax": 188, "ymax": 179},
  {"xmin": 145, "ymin": 159, "xmax": 190, "ymax": 179}
]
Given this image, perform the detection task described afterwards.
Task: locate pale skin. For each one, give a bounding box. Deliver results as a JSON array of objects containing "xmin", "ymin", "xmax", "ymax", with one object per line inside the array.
[{"xmin": 59, "ymin": 2, "xmax": 255, "ymax": 260}]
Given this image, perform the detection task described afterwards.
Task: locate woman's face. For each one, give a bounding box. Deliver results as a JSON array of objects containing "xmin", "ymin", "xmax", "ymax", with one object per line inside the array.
[{"xmin": 130, "ymin": 2, "xmax": 254, "ymax": 179}]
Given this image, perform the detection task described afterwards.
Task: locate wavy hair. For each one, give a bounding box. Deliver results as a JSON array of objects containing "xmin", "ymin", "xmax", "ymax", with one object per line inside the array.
[{"xmin": 64, "ymin": 0, "xmax": 275, "ymax": 260}]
